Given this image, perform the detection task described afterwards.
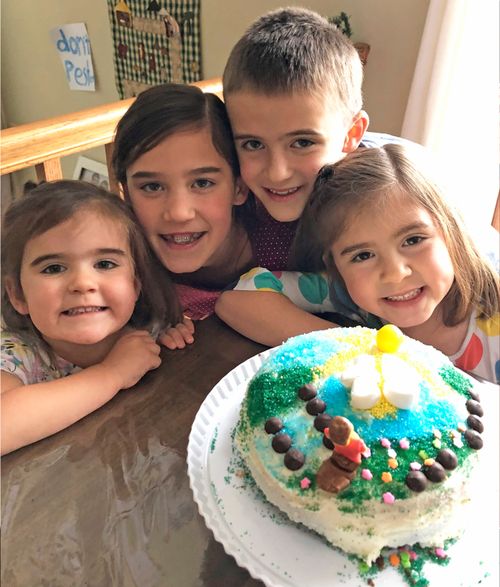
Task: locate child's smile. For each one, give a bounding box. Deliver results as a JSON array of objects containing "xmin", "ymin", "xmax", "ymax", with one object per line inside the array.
[
  {"xmin": 62, "ymin": 305, "xmax": 108, "ymax": 316},
  {"xmin": 161, "ymin": 232, "xmax": 205, "ymax": 246},
  {"xmin": 331, "ymin": 195, "xmax": 455, "ymax": 330},
  {"xmin": 384, "ymin": 287, "xmax": 423, "ymax": 303}
]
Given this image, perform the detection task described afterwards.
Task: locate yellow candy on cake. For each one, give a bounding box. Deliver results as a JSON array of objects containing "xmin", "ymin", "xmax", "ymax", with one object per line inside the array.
[{"xmin": 376, "ymin": 324, "xmax": 404, "ymax": 353}]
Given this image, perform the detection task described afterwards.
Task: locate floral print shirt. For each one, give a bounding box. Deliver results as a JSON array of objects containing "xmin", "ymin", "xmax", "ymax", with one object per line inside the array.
[{"xmin": 1, "ymin": 331, "xmax": 79, "ymax": 385}]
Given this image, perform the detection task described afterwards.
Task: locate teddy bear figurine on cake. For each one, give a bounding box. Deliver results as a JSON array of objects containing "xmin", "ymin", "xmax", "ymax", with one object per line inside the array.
[{"xmin": 236, "ymin": 325, "xmax": 485, "ymax": 568}]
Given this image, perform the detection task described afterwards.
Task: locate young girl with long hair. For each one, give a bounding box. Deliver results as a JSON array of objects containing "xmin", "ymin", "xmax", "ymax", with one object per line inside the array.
[
  {"xmin": 232, "ymin": 144, "xmax": 499, "ymax": 383},
  {"xmin": 1, "ymin": 180, "xmax": 181, "ymax": 454},
  {"xmin": 113, "ymin": 85, "xmax": 247, "ymax": 316}
]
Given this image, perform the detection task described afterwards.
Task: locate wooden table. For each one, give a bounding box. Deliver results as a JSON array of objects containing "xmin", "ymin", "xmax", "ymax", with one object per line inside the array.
[{"xmin": 1, "ymin": 317, "xmax": 267, "ymax": 587}]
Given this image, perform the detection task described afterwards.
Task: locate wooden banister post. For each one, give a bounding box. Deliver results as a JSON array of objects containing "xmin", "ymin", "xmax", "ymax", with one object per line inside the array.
[
  {"xmin": 35, "ymin": 158, "xmax": 63, "ymax": 182},
  {"xmin": 104, "ymin": 143, "xmax": 122, "ymax": 197}
]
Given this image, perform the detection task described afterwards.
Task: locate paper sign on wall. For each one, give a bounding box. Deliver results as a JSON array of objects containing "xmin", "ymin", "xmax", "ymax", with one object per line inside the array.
[{"xmin": 50, "ymin": 23, "xmax": 96, "ymax": 91}]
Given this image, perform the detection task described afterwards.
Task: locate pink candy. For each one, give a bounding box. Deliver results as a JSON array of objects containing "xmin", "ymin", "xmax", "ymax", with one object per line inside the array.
[
  {"xmin": 380, "ymin": 438, "xmax": 391, "ymax": 448},
  {"xmin": 382, "ymin": 492, "xmax": 395, "ymax": 504},
  {"xmin": 435, "ymin": 547, "xmax": 446, "ymax": 558},
  {"xmin": 410, "ymin": 462, "xmax": 422, "ymax": 470},
  {"xmin": 361, "ymin": 469, "xmax": 373, "ymax": 480},
  {"xmin": 399, "ymin": 438, "xmax": 410, "ymax": 450},
  {"xmin": 300, "ymin": 477, "xmax": 311, "ymax": 489}
]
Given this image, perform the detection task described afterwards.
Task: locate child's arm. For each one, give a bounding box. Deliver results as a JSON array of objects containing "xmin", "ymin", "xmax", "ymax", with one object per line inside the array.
[
  {"xmin": 1, "ymin": 330, "xmax": 161, "ymax": 455},
  {"xmin": 215, "ymin": 268, "xmax": 339, "ymax": 346},
  {"xmin": 215, "ymin": 290, "xmax": 335, "ymax": 346}
]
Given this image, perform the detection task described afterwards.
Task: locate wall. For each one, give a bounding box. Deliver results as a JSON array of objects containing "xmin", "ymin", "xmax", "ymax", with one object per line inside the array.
[{"xmin": 1, "ymin": 0, "xmax": 429, "ymax": 190}]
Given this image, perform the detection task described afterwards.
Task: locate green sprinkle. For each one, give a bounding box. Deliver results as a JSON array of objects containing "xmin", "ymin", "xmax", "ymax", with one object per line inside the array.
[
  {"xmin": 246, "ymin": 366, "xmax": 317, "ymax": 427},
  {"xmin": 439, "ymin": 365, "xmax": 472, "ymax": 396}
]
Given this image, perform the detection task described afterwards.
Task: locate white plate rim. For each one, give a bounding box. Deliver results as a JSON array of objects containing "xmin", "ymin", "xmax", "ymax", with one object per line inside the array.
[{"xmin": 187, "ymin": 348, "xmax": 280, "ymax": 586}]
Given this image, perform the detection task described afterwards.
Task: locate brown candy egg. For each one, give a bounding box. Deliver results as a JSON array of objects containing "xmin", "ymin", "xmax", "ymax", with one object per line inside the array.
[
  {"xmin": 405, "ymin": 471, "xmax": 428, "ymax": 492},
  {"xmin": 298, "ymin": 383, "xmax": 317, "ymax": 401},
  {"xmin": 284, "ymin": 449, "xmax": 305, "ymax": 470},
  {"xmin": 272, "ymin": 433, "xmax": 292, "ymax": 453}
]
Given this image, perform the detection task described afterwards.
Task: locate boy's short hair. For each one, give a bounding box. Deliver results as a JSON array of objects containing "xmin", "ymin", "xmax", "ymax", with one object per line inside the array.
[{"xmin": 223, "ymin": 7, "xmax": 363, "ymax": 120}]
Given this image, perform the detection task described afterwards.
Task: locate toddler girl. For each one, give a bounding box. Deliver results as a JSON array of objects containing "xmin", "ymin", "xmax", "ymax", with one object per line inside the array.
[
  {"xmin": 1, "ymin": 180, "xmax": 181, "ymax": 454},
  {"xmin": 235, "ymin": 144, "xmax": 500, "ymax": 384}
]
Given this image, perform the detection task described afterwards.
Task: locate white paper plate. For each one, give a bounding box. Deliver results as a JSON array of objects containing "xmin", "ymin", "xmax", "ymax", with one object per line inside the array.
[{"xmin": 187, "ymin": 350, "xmax": 499, "ymax": 587}]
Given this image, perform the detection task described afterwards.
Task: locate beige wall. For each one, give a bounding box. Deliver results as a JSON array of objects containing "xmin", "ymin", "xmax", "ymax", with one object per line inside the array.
[{"xmin": 1, "ymin": 0, "xmax": 429, "ymax": 187}]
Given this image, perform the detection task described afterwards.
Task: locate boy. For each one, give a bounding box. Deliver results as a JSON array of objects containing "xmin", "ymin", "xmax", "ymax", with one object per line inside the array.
[
  {"xmin": 215, "ymin": 7, "xmax": 372, "ymax": 344},
  {"xmin": 222, "ymin": 7, "xmax": 368, "ymax": 223}
]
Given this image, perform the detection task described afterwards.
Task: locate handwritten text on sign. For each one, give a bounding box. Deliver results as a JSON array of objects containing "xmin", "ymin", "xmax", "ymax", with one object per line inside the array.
[{"xmin": 50, "ymin": 23, "xmax": 95, "ymax": 91}]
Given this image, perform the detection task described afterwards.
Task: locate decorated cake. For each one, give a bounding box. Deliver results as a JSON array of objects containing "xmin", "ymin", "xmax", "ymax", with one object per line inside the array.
[{"xmin": 236, "ymin": 325, "xmax": 485, "ymax": 568}]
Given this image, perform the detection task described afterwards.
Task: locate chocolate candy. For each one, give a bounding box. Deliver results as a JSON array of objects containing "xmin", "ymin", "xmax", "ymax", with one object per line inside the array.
[
  {"xmin": 306, "ymin": 398, "xmax": 326, "ymax": 415},
  {"xmin": 323, "ymin": 435, "xmax": 334, "ymax": 450},
  {"xmin": 272, "ymin": 433, "xmax": 292, "ymax": 453},
  {"xmin": 466, "ymin": 399, "xmax": 483, "ymax": 417},
  {"xmin": 298, "ymin": 383, "xmax": 317, "ymax": 401},
  {"xmin": 264, "ymin": 417, "xmax": 283, "ymax": 434},
  {"xmin": 424, "ymin": 462, "xmax": 446, "ymax": 483},
  {"xmin": 316, "ymin": 459, "xmax": 351, "ymax": 492},
  {"xmin": 436, "ymin": 448, "xmax": 458, "ymax": 470},
  {"xmin": 314, "ymin": 413, "xmax": 333, "ymax": 432},
  {"xmin": 405, "ymin": 471, "xmax": 428, "ymax": 492},
  {"xmin": 284, "ymin": 449, "xmax": 305, "ymax": 470},
  {"xmin": 467, "ymin": 414, "xmax": 484, "ymax": 433},
  {"xmin": 464, "ymin": 429, "xmax": 483, "ymax": 450}
]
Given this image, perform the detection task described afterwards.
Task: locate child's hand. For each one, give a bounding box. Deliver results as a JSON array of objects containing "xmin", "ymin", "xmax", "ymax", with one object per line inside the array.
[
  {"xmin": 102, "ymin": 330, "xmax": 162, "ymax": 389},
  {"xmin": 158, "ymin": 316, "xmax": 195, "ymax": 350}
]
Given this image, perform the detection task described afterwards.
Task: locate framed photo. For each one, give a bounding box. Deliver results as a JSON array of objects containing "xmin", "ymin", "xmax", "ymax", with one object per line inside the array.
[{"xmin": 73, "ymin": 156, "xmax": 110, "ymax": 191}]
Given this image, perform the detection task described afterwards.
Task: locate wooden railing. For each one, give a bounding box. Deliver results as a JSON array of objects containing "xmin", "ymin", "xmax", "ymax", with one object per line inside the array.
[{"xmin": 0, "ymin": 78, "xmax": 223, "ymax": 194}]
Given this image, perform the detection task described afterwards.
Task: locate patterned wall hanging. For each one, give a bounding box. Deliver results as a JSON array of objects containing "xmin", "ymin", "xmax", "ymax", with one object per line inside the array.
[{"xmin": 107, "ymin": 0, "xmax": 201, "ymax": 98}]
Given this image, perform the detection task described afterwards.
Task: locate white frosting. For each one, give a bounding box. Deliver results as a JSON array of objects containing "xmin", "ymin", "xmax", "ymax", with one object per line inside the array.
[{"xmin": 238, "ymin": 428, "xmax": 478, "ymax": 564}]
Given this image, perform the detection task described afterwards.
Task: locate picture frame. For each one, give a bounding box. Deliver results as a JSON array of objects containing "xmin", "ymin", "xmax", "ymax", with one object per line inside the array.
[{"xmin": 73, "ymin": 156, "xmax": 110, "ymax": 191}]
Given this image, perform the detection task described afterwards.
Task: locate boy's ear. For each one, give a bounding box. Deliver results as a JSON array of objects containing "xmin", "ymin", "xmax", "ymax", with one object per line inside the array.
[
  {"xmin": 342, "ymin": 110, "xmax": 369, "ymax": 153},
  {"xmin": 233, "ymin": 178, "xmax": 249, "ymax": 206},
  {"xmin": 5, "ymin": 277, "xmax": 29, "ymax": 315}
]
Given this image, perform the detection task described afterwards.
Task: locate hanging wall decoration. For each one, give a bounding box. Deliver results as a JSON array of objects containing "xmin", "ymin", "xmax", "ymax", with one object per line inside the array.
[{"xmin": 107, "ymin": 0, "xmax": 201, "ymax": 98}]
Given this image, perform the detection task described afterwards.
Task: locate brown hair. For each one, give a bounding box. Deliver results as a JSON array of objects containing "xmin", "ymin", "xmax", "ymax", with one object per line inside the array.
[
  {"xmin": 223, "ymin": 7, "xmax": 363, "ymax": 123},
  {"xmin": 112, "ymin": 82, "xmax": 255, "ymax": 228},
  {"xmin": 2, "ymin": 180, "xmax": 181, "ymax": 345},
  {"xmin": 113, "ymin": 83, "xmax": 240, "ymax": 187},
  {"xmin": 292, "ymin": 144, "xmax": 499, "ymax": 325}
]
